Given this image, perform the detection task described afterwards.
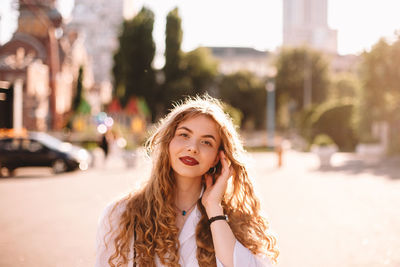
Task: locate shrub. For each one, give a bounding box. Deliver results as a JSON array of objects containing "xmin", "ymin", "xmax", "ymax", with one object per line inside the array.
[
  {"xmin": 296, "ymin": 99, "xmax": 358, "ymax": 151},
  {"xmin": 312, "ymin": 134, "xmax": 335, "ymax": 146},
  {"xmin": 311, "ymin": 101, "xmax": 358, "ymax": 151},
  {"xmin": 358, "ymin": 133, "xmax": 380, "ymax": 144},
  {"xmin": 295, "ymin": 104, "xmax": 318, "ymax": 144}
]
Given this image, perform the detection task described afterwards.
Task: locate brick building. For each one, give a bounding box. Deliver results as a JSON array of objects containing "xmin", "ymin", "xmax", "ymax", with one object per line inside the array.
[{"xmin": 0, "ymin": 0, "xmax": 93, "ymax": 131}]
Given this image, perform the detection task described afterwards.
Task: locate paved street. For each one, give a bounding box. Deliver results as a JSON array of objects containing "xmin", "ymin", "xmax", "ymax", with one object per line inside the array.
[{"xmin": 0, "ymin": 150, "xmax": 399, "ymax": 267}]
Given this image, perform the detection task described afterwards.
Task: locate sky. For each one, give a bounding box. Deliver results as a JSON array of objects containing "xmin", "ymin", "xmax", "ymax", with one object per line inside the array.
[{"xmin": 1, "ymin": 0, "xmax": 400, "ymax": 57}]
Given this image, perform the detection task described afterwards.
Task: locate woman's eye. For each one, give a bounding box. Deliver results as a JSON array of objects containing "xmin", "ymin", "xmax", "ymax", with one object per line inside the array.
[
  {"xmin": 201, "ymin": 140, "xmax": 212, "ymax": 146},
  {"xmin": 179, "ymin": 133, "xmax": 189, "ymax": 138}
]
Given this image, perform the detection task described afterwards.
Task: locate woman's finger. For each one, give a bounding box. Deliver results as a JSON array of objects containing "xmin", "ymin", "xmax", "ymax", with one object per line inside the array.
[
  {"xmin": 204, "ymin": 173, "xmax": 213, "ymax": 189},
  {"xmin": 219, "ymin": 151, "xmax": 231, "ymax": 178},
  {"xmin": 219, "ymin": 151, "xmax": 227, "ymax": 171}
]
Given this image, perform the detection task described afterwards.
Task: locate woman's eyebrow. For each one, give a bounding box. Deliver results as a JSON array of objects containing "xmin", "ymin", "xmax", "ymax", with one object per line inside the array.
[
  {"xmin": 202, "ymin": 134, "xmax": 217, "ymax": 141},
  {"xmin": 177, "ymin": 126, "xmax": 216, "ymax": 141},
  {"xmin": 177, "ymin": 126, "xmax": 192, "ymax": 133}
]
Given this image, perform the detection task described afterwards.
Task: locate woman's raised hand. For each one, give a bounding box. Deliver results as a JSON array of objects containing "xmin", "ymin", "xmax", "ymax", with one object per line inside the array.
[{"xmin": 202, "ymin": 150, "xmax": 233, "ymax": 216}]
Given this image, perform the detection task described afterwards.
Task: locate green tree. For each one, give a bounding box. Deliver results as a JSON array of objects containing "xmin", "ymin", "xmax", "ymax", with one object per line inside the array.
[
  {"xmin": 329, "ymin": 72, "xmax": 360, "ymax": 100},
  {"xmin": 66, "ymin": 66, "xmax": 90, "ymax": 129},
  {"xmin": 360, "ymin": 38, "xmax": 400, "ymax": 129},
  {"xmin": 164, "ymin": 7, "xmax": 183, "ymax": 84},
  {"xmin": 181, "ymin": 47, "xmax": 218, "ymax": 94},
  {"xmin": 160, "ymin": 9, "xmax": 219, "ymax": 114},
  {"xmin": 161, "ymin": 46, "xmax": 219, "ymax": 113},
  {"xmin": 360, "ymin": 36, "xmax": 400, "ymax": 152},
  {"xmin": 275, "ymin": 47, "xmax": 330, "ymax": 129},
  {"xmin": 162, "ymin": 7, "xmax": 186, "ymax": 106},
  {"xmin": 112, "ymin": 7, "xmax": 156, "ymax": 119},
  {"xmin": 219, "ymin": 71, "xmax": 266, "ymax": 129},
  {"xmin": 72, "ymin": 66, "xmax": 84, "ymax": 112},
  {"xmin": 112, "ymin": 51, "xmax": 124, "ymax": 99},
  {"xmin": 275, "ymin": 47, "xmax": 330, "ymax": 130}
]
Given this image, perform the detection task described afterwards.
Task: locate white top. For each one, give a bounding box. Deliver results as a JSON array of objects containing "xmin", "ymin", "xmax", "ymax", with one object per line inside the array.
[{"xmin": 95, "ymin": 200, "xmax": 272, "ymax": 267}]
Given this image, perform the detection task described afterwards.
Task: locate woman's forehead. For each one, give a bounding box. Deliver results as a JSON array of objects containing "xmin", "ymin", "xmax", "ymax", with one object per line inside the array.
[{"xmin": 177, "ymin": 115, "xmax": 220, "ymax": 137}]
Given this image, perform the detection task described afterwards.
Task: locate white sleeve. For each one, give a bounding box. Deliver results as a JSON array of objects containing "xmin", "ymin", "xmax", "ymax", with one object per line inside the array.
[
  {"xmin": 216, "ymin": 241, "xmax": 273, "ymax": 267},
  {"xmin": 95, "ymin": 202, "xmax": 124, "ymax": 267}
]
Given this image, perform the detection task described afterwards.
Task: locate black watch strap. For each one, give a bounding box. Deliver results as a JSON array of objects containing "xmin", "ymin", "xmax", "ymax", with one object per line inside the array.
[{"xmin": 208, "ymin": 215, "xmax": 228, "ymax": 224}]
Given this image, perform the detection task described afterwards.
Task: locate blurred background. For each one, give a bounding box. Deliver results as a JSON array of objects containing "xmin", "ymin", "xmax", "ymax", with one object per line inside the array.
[{"xmin": 0, "ymin": 0, "xmax": 399, "ymax": 266}]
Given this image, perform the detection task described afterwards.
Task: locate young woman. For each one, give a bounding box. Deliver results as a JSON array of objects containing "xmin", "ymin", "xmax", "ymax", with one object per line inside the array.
[{"xmin": 95, "ymin": 96, "xmax": 279, "ymax": 267}]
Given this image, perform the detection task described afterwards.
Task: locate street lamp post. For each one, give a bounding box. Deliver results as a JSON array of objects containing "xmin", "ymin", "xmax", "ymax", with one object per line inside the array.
[
  {"xmin": 266, "ymin": 80, "xmax": 276, "ymax": 148},
  {"xmin": 303, "ymin": 51, "xmax": 312, "ymax": 108}
]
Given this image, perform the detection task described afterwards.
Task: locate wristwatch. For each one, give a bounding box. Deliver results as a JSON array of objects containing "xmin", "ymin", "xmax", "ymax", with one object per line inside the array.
[{"xmin": 208, "ymin": 214, "xmax": 228, "ymax": 224}]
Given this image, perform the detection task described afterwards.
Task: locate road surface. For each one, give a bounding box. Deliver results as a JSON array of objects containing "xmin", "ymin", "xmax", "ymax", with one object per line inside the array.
[{"xmin": 0, "ymin": 150, "xmax": 399, "ymax": 267}]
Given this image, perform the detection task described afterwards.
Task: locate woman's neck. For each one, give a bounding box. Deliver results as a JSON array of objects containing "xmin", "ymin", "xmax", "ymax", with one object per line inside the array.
[{"xmin": 175, "ymin": 176, "xmax": 202, "ymax": 210}]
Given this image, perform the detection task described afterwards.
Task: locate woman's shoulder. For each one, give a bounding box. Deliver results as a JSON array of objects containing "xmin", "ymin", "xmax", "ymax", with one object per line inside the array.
[
  {"xmin": 95, "ymin": 196, "xmax": 134, "ymax": 266},
  {"xmin": 98, "ymin": 195, "xmax": 131, "ymax": 227}
]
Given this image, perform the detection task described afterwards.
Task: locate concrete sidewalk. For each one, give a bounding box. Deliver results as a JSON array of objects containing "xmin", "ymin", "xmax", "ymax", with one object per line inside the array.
[{"xmin": 250, "ymin": 150, "xmax": 400, "ymax": 267}]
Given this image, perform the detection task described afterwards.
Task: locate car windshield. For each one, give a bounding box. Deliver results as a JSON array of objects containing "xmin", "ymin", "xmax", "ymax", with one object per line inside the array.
[{"xmin": 29, "ymin": 132, "xmax": 63, "ymax": 150}]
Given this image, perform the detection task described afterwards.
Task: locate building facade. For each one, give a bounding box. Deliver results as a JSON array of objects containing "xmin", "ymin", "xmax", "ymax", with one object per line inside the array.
[
  {"xmin": 0, "ymin": 0, "xmax": 93, "ymax": 131},
  {"xmin": 68, "ymin": 0, "xmax": 136, "ymax": 86},
  {"xmin": 283, "ymin": 0, "xmax": 337, "ymax": 54},
  {"xmin": 208, "ymin": 47, "xmax": 274, "ymax": 78},
  {"xmin": 67, "ymin": 0, "xmax": 138, "ymax": 112}
]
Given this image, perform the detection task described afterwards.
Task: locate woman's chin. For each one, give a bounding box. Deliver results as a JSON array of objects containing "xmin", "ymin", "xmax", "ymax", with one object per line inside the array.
[{"xmin": 174, "ymin": 171, "xmax": 204, "ymax": 180}]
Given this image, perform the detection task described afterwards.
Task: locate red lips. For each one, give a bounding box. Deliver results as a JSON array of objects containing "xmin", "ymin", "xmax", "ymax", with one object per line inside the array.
[{"xmin": 179, "ymin": 156, "xmax": 199, "ymax": 166}]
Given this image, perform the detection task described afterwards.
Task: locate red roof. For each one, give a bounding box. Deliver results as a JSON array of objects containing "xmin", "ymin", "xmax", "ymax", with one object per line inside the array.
[
  {"xmin": 108, "ymin": 98, "xmax": 122, "ymax": 113},
  {"xmin": 125, "ymin": 97, "xmax": 138, "ymax": 115}
]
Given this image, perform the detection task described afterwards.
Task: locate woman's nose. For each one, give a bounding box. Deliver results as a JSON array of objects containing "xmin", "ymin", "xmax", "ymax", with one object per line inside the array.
[{"xmin": 187, "ymin": 141, "xmax": 198, "ymax": 153}]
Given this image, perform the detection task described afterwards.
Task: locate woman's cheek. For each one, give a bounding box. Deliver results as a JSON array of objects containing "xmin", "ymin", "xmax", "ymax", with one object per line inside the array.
[
  {"xmin": 173, "ymin": 137, "xmax": 186, "ymax": 148},
  {"xmin": 203, "ymin": 146, "xmax": 218, "ymax": 159}
]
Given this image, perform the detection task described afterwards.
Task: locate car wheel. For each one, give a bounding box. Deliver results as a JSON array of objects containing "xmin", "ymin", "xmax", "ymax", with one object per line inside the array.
[
  {"xmin": 52, "ymin": 159, "xmax": 67, "ymax": 174},
  {"xmin": 0, "ymin": 167, "xmax": 15, "ymax": 177}
]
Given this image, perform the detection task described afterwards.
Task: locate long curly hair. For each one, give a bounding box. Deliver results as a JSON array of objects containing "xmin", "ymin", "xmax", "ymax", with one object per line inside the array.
[{"xmin": 107, "ymin": 95, "xmax": 279, "ymax": 266}]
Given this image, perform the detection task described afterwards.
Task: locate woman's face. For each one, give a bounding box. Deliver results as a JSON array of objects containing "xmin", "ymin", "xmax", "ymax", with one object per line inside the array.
[{"xmin": 168, "ymin": 115, "xmax": 221, "ymax": 181}]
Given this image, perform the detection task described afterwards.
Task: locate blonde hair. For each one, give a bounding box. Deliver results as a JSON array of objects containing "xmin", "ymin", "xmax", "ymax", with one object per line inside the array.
[{"xmin": 107, "ymin": 95, "xmax": 278, "ymax": 266}]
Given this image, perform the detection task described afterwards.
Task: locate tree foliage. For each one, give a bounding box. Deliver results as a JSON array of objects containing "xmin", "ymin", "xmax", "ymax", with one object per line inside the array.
[
  {"xmin": 311, "ymin": 101, "xmax": 358, "ymax": 151},
  {"xmin": 181, "ymin": 47, "xmax": 218, "ymax": 94},
  {"xmin": 360, "ymin": 37, "xmax": 400, "ymax": 129},
  {"xmin": 275, "ymin": 47, "xmax": 330, "ymax": 109},
  {"xmin": 359, "ymin": 35, "xmax": 400, "ymax": 153},
  {"xmin": 160, "ymin": 46, "xmax": 219, "ymax": 112},
  {"xmin": 112, "ymin": 7, "xmax": 156, "ymax": 118},
  {"xmin": 72, "ymin": 66, "xmax": 84, "ymax": 112},
  {"xmin": 329, "ymin": 72, "xmax": 360, "ymax": 100},
  {"xmin": 164, "ymin": 7, "xmax": 183, "ymax": 84},
  {"xmin": 275, "ymin": 47, "xmax": 331, "ymax": 132},
  {"xmin": 219, "ymin": 71, "xmax": 266, "ymax": 129},
  {"xmin": 297, "ymin": 99, "xmax": 358, "ymax": 151},
  {"xmin": 161, "ymin": 9, "xmax": 218, "ymax": 113},
  {"xmin": 162, "ymin": 7, "xmax": 186, "ymax": 107}
]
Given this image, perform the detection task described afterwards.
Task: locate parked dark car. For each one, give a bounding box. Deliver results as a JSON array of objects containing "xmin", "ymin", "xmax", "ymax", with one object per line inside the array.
[{"xmin": 0, "ymin": 132, "xmax": 92, "ymax": 176}]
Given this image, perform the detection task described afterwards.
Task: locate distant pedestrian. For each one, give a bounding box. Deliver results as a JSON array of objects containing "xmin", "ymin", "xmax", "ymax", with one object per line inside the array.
[
  {"xmin": 95, "ymin": 95, "xmax": 279, "ymax": 266},
  {"xmin": 104, "ymin": 130, "xmax": 126, "ymax": 169},
  {"xmin": 275, "ymin": 143, "xmax": 283, "ymax": 168},
  {"xmin": 99, "ymin": 133, "xmax": 109, "ymax": 158}
]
